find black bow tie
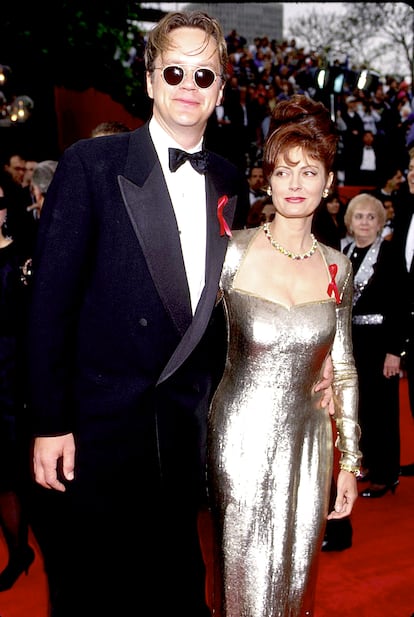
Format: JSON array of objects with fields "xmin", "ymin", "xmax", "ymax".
[{"xmin": 168, "ymin": 148, "xmax": 208, "ymax": 174}]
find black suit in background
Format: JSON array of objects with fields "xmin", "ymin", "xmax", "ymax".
[
  {"xmin": 312, "ymin": 195, "xmax": 352, "ymax": 550},
  {"xmin": 391, "ymin": 183, "xmax": 414, "ymax": 418},
  {"xmin": 27, "ymin": 124, "xmax": 248, "ymax": 617},
  {"xmin": 312, "ymin": 198, "xmax": 347, "ymax": 251},
  {"xmin": 0, "ymin": 172, "xmax": 37, "ymax": 258},
  {"xmin": 352, "ymin": 137, "xmax": 387, "ymax": 188},
  {"xmin": 340, "ymin": 108, "xmax": 365, "ymax": 186}
]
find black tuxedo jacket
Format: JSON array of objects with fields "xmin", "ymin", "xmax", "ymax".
[
  {"xmin": 27, "ymin": 123, "xmax": 248, "ymax": 501},
  {"xmin": 392, "ymin": 187, "xmax": 414, "ymax": 301}
]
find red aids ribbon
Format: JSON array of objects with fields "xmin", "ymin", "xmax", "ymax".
[
  {"xmin": 217, "ymin": 195, "xmax": 232, "ymax": 237},
  {"xmin": 327, "ymin": 263, "xmax": 341, "ymax": 304}
]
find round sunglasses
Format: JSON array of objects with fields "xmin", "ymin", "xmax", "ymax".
[{"xmin": 155, "ymin": 65, "xmax": 221, "ymax": 89}]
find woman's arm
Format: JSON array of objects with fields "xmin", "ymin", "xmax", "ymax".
[
  {"xmin": 329, "ymin": 257, "xmax": 362, "ymax": 517},
  {"xmin": 331, "ymin": 258, "xmax": 362, "ymax": 470}
]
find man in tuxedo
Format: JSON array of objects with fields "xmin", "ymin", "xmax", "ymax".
[
  {"xmin": 355, "ymin": 130, "xmax": 380, "ymax": 187},
  {"xmin": 247, "ymin": 163, "xmax": 265, "ymax": 206},
  {"xmin": 27, "ymin": 10, "xmax": 333, "ymax": 617},
  {"xmin": 340, "ymin": 95, "xmax": 365, "ymax": 185},
  {"xmin": 369, "ymin": 163, "xmax": 406, "ymax": 210},
  {"xmin": 391, "ymin": 144, "xmax": 414, "ymax": 476},
  {"xmin": 0, "ymin": 151, "xmax": 37, "ymax": 256}
]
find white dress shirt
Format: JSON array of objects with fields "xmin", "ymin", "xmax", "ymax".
[
  {"xmin": 360, "ymin": 146, "xmax": 376, "ymax": 171},
  {"xmin": 149, "ymin": 118, "xmax": 207, "ymax": 314},
  {"xmin": 405, "ymin": 213, "xmax": 414, "ymax": 271}
]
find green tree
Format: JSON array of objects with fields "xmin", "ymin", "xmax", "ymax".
[{"xmin": 0, "ymin": 1, "xmax": 165, "ymax": 120}]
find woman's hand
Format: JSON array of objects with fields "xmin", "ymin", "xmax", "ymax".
[{"xmin": 327, "ymin": 470, "xmax": 358, "ymax": 519}]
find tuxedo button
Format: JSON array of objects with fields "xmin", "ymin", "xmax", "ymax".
[{"xmin": 139, "ymin": 318, "xmax": 148, "ymax": 327}]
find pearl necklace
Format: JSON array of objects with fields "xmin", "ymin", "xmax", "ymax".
[{"xmin": 263, "ymin": 223, "xmax": 318, "ymax": 260}]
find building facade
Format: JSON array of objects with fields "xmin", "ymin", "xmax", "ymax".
[{"xmin": 184, "ymin": 3, "xmax": 283, "ymax": 47}]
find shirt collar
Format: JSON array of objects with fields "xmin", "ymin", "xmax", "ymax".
[{"xmin": 149, "ymin": 117, "xmax": 203, "ymax": 171}]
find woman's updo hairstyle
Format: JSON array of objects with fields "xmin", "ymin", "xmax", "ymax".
[{"xmin": 263, "ymin": 95, "xmax": 339, "ymax": 182}]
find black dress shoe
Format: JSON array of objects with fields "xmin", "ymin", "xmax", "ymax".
[
  {"xmin": 360, "ymin": 480, "xmax": 399, "ymax": 498},
  {"xmin": 400, "ymin": 462, "xmax": 414, "ymax": 476},
  {"xmin": 321, "ymin": 518, "xmax": 353, "ymax": 552},
  {"xmin": 0, "ymin": 546, "xmax": 35, "ymax": 591}
]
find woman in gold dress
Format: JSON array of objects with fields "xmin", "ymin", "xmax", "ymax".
[{"xmin": 207, "ymin": 95, "xmax": 362, "ymax": 617}]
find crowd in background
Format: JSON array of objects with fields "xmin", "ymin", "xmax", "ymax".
[
  {"xmin": 202, "ymin": 27, "xmax": 413, "ymax": 237},
  {"xmin": 1, "ymin": 27, "xmax": 414, "ymax": 271},
  {"xmin": 2, "ymin": 27, "xmax": 414, "ymax": 206},
  {"xmin": 199, "ymin": 29, "xmax": 414, "ymax": 186}
]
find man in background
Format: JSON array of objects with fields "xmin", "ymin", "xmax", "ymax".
[
  {"xmin": 247, "ymin": 163, "xmax": 265, "ymax": 206},
  {"xmin": 0, "ymin": 152, "xmax": 36, "ymax": 255},
  {"xmin": 392, "ymin": 145, "xmax": 414, "ymax": 476}
]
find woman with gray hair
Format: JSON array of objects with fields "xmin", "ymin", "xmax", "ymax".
[
  {"xmin": 343, "ymin": 193, "xmax": 409, "ymax": 497},
  {"xmin": 21, "ymin": 160, "xmax": 58, "ymax": 283},
  {"xmin": 28, "ymin": 160, "xmax": 58, "ymax": 218}
]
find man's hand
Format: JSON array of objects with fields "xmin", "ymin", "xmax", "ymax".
[
  {"xmin": 383, "ymin": 353, "xmax": 400, "ymax": 379},
  {"xmin": 33, "ymin": 434, "xmax": 75, "ymax": 492},
  {"xmin": 314, "ymin": 354, "xmax": 335, "ymax": 416}
]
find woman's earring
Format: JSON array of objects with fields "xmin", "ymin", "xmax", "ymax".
[
  {"xmin": 266, "ymin": 186, "xmax": 272, "ymax": 197},
  {"xmin": 322, "ymin": 188, "xmax": 329, "ymax": 198}
]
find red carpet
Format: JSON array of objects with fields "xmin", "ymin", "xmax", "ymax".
[
  {"xmin": 314, "ymin": 376, "xmax": 414, "ymax": 617},
  {"xmin": 1, "ymin": 378, "xmax": 414, "ymax": 616}
]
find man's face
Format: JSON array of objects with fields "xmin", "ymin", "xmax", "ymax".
[
  {"xmin": 24, "ymin": 160, "xmax": 37, "ymax": 187},
  {"xmin": 146, "ymin": 27, "xmax": 224, "ymax": 140},
  {"xmin": 5, "ymin": 155, "xmax": 26, "ymax": 185},
  {"xmin": 390, "ymin": 170, "xmax": 405, "ymax": 191},
  {"xmin": 363, "ymin": 132, "xmax": 374, "ymax": 146},
  {"xmin": 248, "ymin": 167, "xmax": 264, "ymax": 191}
]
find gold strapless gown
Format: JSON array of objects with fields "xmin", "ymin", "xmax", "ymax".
[{"xmin": 207, "ymin": 229, "xmax": 361, "ymax": 617}]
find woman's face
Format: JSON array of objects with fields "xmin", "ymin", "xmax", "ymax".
[
  {"xmin": 269, "ymin": 146, "xmax": 332, "ymax": 220},
  {"xmin": 326, "ymin": 197, "xmax": 340, "ymax": 215},
  {"xmin": 0, "ymin": 208, "xmax": 7, "ymax": 228},
  {"xmin": 351, "ymin": 203, "xmax": 382, "ymax": 245},
  {"xmin": 260, "ymin": 203, "xmax": 276, "ymax": 224},
  {"xmin": 383, "ymin": 199, "xmax": 395, "ymax": 221}
]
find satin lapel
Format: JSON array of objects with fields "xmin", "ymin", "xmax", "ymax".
[
  {"xmin": 119, "ymin": 132, "xmax": 237, "ymax": 383},
  {"xmin": 204, "ymin": 174, "xmax": 237, "ymax": 317},
  {"xmin": 118, "ymin": 135, "xmax": 192, "ymax": 335},
  {"xmin": 157, "ymin": 172, "xmax": 237, "ymax": 384}
]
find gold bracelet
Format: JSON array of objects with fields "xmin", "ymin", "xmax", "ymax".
[{"xmin": 339, "ymin": 463, "xmax": 360, "ymax": 477}]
